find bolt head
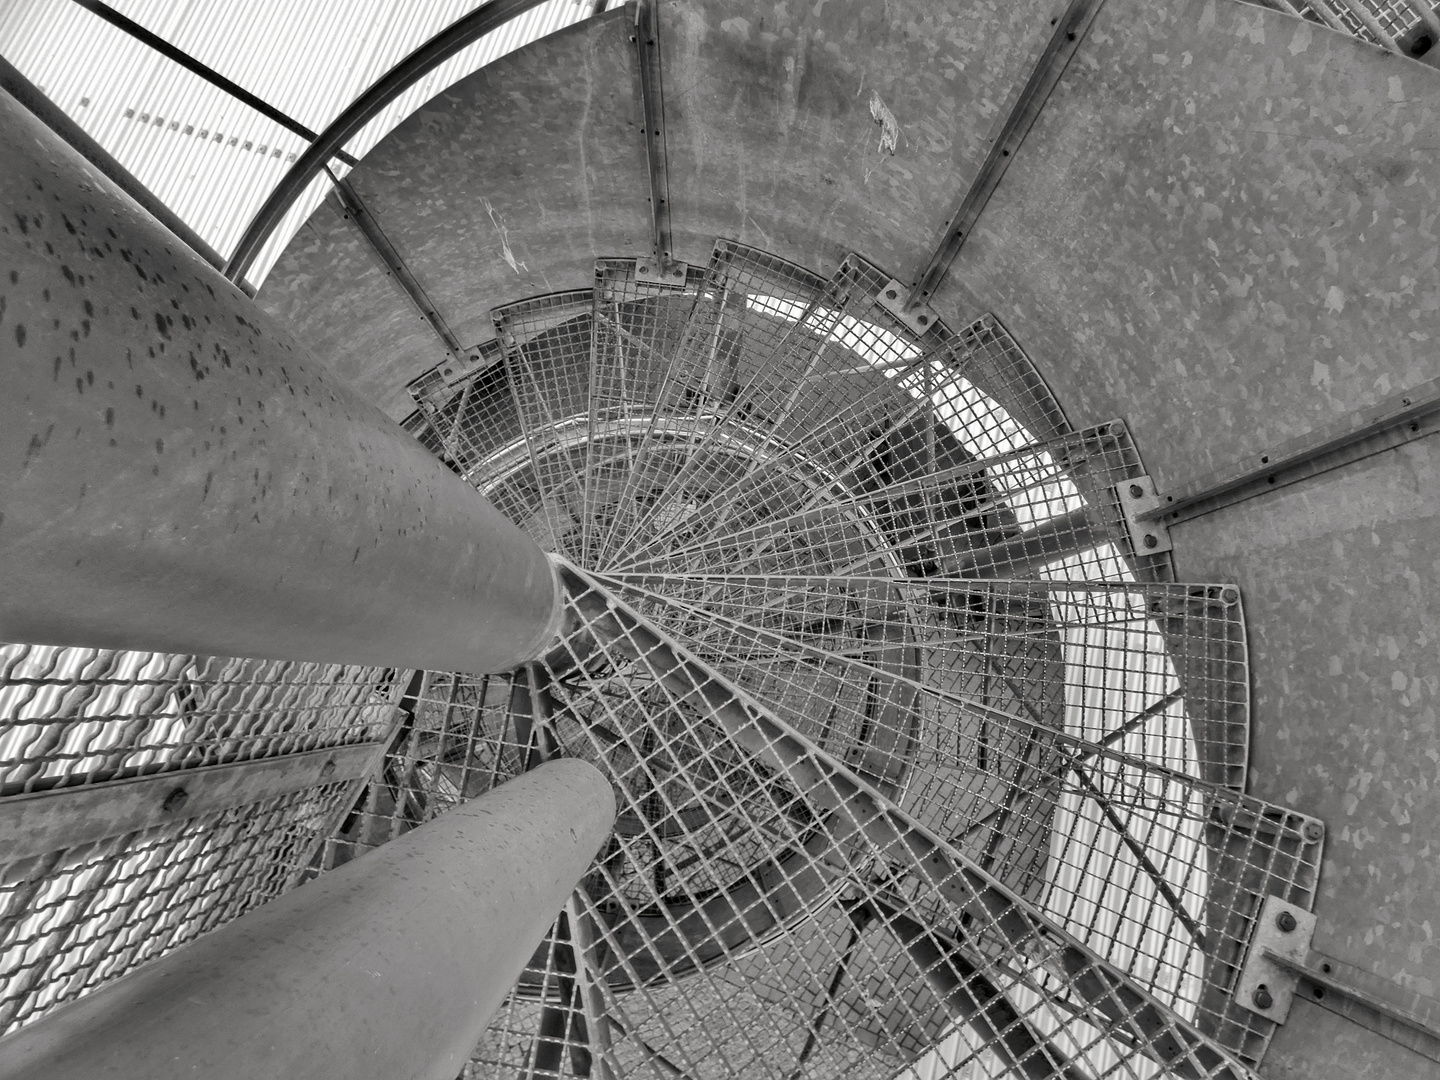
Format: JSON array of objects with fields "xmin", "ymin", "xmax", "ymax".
[
  {"xmin": 1276, "ymin": 911, "xmax": 1298, "ymax": 933},
  {"xmin": 1253, "ymin": 985, "xmax": 1274, "ymax": 1010},
  {"xmin": 1303, "ymin": 821, "xmax": 1324, "ymax": 842}
]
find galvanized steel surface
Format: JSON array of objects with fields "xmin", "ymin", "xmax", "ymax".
[
  {"xmin": 0, "ymin": 90, "xmax": 557, "ymax": 674},
  {"xmin": 328, "ymin": 245, "xmax": 1323, "ymax": 1078}
]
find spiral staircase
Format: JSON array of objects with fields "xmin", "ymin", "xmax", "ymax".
[
  {"xmin": 3, "ymin": 0, "xmax": 1439, "ymax": 1076},
  {"xmin": 287, "ymin": 237, "xmax": 1319, "ymax": 1080}
]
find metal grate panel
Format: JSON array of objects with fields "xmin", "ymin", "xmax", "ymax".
[{"xmin": 0, "ymin": 642, "xmax": 402, "ymax": 1035}]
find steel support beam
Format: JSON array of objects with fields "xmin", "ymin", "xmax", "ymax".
[
  {"xmin": 329, "ymin": 173, "xmax": 469, "ymax": 364},
  {"xmin": 0, "ymin": 88, "xmax": 558, "ymax": 674},
  {"xmin": 632, "ymin": 0, "xmax": 676, "ymax": 271},
  {"xmin": 905, "ymin": 0, "xmax": 1108, "ymax": 312},
  {"xmin": 1137, "ymin": 377, "xmax": 1440, "ymax": 527},
  {"xmin": 946, "ymin": 508, "xmax": 1106, "ymax": 578},
  {"xmin": 0, "ymin": 741, "xmax": 386, "ymax": 863},
  {"xmin": 0, "ymin": 759, "xmax": 616, "ymax": 1080}
]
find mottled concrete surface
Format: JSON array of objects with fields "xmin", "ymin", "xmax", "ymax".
[
  {"xmin": 258, "ymin": 0, "xmax": 1060, "ymax": 419},
  {"xmin": 943, "ymin": 0, "xmax": 1440, "ymax": 488},
  {"xmin": 662, "ymin": 0, "xmax": 1054, "ymax": 278},
  {"xmin": 1175, "ymin": 444, "xmax": 1440, "ymax": 1077},
  {"xmin": 258, "ymin": 10, "xmax": 649, "ymax": 419}
]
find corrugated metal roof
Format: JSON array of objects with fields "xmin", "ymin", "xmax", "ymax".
[{"xmin": 0, "ymin": 0, "xmax": 594, "ymax": 284}]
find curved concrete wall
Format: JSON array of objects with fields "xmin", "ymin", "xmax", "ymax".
[{"xmin": 258, "ymin": 0, "xmax": 1056, "ymax": 416}]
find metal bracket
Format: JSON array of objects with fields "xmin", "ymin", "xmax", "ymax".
[
  {"xmin": 1236, "ymin": 894, "xmax": 1317, "ymax": 1023},
  {"xmin": 636, "ymin": 258, "xmax": 689, "ymax": 287},
  {"xmin": 1139, "ymin": 375, "xmax": 1440, "ymax": 527},
  {"xmin": 1116, "ymin": 475, "xmax": 1173, "ymax": 556},
  {"xmin": 1237, "ymin": 895, "xmax": 1440, "ymax": 1062},
  {"xmin": 906, "ymin": 0, "xmax": 1109, "ymax": 311},
  {"xmin": 875, "ymin": 278, "xmax": 941, "ymax": 336}
]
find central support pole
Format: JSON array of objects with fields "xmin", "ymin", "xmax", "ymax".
[
  {"xmin": 0, "ymin": 86, "xmax": 557, "ymax": 674},
  {"xmin": 0, "ymin": 759, "xmax": 617, "ymax": 1080}
]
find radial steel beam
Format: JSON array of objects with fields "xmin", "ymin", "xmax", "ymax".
[
  {"xmin": 329, "ymin": 173, "xmax": 469, "ymax": 364},
  {"xmin": 905, "ymin": 0, "xmax": 1108, "ymax": 311},
  {"xmin": 633, "ymin": 0, "xmax": 675, "ymax": 269},
  {"xmin": 0, "ymin": 759, "xmax": 616, "ymax": 1080},
  {"xmin": 1137, "ymin": 377, "xmax": 1440, "ymax": 527},
  {"xmin": 224, "ymin": 0, "xmax": 551, "ymax": 283},
  {"xmin": 66, "ymin": 0, "xmax": 359, "ymax": 167},
  {"xmin": 0, "ymin": 88, "xmax": 558, "ymax": 674}
]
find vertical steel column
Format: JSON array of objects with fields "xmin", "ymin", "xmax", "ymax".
[
  {"xmin": 0, "ymin": 88, "xmax": 558, "ymax": 674},
  {"xmin": 0, "ymin": 759, "xmax": 616, "ymax": 1080}
]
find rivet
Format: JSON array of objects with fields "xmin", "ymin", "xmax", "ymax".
[{"xmin": 161, "ymin": 787, "xmax": 188, "ymax": 813}]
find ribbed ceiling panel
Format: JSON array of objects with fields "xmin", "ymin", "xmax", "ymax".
[{"xmin": 0, "ymin": 0, "xmax": 593, "ymax": 284}]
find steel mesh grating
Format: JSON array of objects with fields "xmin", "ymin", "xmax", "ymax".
[{"xmin": 353, "ymin": 243, "xmax": 1323, "ymax": 1078}]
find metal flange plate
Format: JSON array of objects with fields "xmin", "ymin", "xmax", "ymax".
[
  {"xmin": 1117, "ymin": 474, "xmax": 1174, "ymax": 555},
  {"xmin": 874, "ymin": 278, "xmax": 941, "ymax": 336},
  {"xmin": 1236, "ymin": 894, "xmax": 1317, "ymax": 1023}
]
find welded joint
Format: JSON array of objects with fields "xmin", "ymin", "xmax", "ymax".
[
  {"xmin": 1116, "ymin": 475, "xmax": 1173, "ymax": 555},
  {"xmin": 875, "ymin": 278, "xmax": 940, "ymax": 336}
]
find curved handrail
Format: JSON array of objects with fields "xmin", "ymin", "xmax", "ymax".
[{"xmin": 223, "ymin": 0, "xmax": 552, "ymax": 284}]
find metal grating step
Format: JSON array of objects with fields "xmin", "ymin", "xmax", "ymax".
[{"xmin": 357, "ymin": 240, "xmax": 1321, "ymax": 1079}]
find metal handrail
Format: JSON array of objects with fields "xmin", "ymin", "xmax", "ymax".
[{"xmin": 223, "ymin": 0, "xmax": 553, "ymax": 285}]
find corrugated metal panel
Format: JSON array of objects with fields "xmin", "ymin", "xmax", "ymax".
[{"xmin": 0, "ymin": 0, "xmax": 592, "ymax": 285}]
